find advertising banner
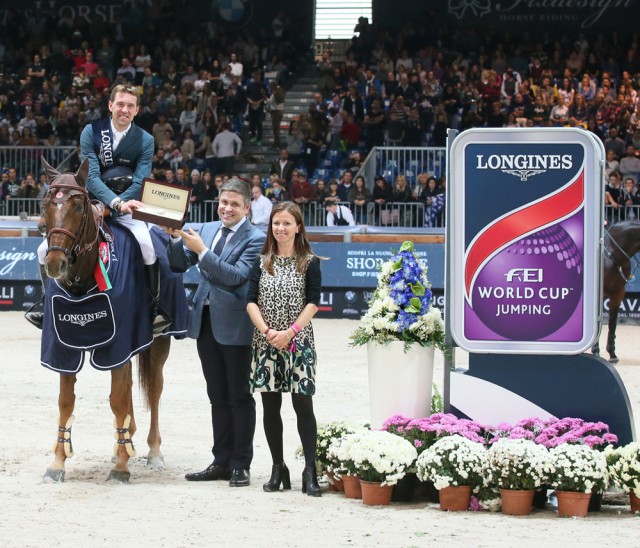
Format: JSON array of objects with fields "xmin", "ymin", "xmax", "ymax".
[{"xmin": 449, "ymin": 128, "xmax": 605, "ymax": 354}]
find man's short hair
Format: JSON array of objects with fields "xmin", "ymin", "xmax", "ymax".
[
  {"xmin": 220, "ymin": 178, "xmax": 251, "ymax": 206},
  {"xmin": 110, "ymin": 83, "xmax": 140, "ymax": 106}
]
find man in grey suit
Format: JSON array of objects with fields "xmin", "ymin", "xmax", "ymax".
[{"xmin": 166, "ymin": 179, "xmax": 266, "ymax": 487}]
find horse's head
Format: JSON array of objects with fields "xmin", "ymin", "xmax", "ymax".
[{"xmin": 41, "ymin": 157, "xmax": 92, "ymax": 279}]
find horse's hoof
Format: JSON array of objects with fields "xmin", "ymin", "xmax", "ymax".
[
  {"xmin": 147, "ymin": 456, "xmax": 165, "ymax": 470},
  {"xmin": 106, "ymin": 470, "xmax": 131, "ymax": 484},
  {"xmin": 42, "ymin": 468, "xmax": 65, "ymax": 483},
  {"xmin": 610, "ymin": 356, "xmax": 619, "ymax": 364}
]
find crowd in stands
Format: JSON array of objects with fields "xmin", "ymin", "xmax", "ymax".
[
  {"xmin": 301, "ymin": 16, "xmax": 640, "ymax": 224},
  {"xmin": 0, "ymin": 5, "xmax": 639, "ymax": 225}
]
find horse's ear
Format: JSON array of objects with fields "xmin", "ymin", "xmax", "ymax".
[
  {"xmin": 75, "ymin": 158, "xmax": 90, "ymax": 187},
  {"xmin": 41, "ymin": 156, "xmax": 60, "ymax": 183}
]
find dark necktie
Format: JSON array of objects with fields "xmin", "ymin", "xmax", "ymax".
[{"xmin": 213, "ymin": 227, "xmax": 231, "ymax": 256}]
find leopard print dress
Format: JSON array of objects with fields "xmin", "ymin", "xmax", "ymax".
[{"xmin": 250, "ymin": 254, "xmax": 317, "ymax": 395}]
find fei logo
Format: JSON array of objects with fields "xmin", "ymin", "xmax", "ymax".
[{"xmin": 505, "ymin": 269, "xmax": 543, "ymax": 283}]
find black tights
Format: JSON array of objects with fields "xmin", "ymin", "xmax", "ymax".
[{"xmin": 261, "ymin": 392, "xmax": 317, "ymax": 469}]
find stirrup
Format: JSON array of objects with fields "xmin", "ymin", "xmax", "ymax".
[{"xmin": 152, "ymin": 314, "xmax": 172, "ymax": 335}]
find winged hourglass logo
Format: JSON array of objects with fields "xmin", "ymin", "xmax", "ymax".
[{"xmin": 448, "ymin": 0, "xmax": 492, "ymax": 19}]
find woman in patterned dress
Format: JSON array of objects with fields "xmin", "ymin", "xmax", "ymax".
[{"xmin": 247, "ymin": 202, "xmax": 323, "ymax": 496}]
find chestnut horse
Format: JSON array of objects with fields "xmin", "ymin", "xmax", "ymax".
[
  {"xmin": 40, "ymin": 158, "xmax": 176, "ymax": 483},
  {"xmin": 593, "ymin": 221, "xmax": 640, "ymax": 363}
]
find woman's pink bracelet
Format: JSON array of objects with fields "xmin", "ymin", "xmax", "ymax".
[{"xmin": 290, "ymin": 322, "xmax": 302, "ymax": 335}]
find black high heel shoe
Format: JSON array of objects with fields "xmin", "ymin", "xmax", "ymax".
[
  {"xmin": 301, "ymin": 466, "xmax": 322, "ymax": 497},
  {"xmin": 263, "ymin": 463, "xmax": 291, "ymax": 492}
]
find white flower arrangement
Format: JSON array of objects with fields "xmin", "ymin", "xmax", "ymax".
[
  {"xmin": 341, "ymin": 430, "xmax": 418, "ymax": 486},
  {"xmin": 327, "ymin": 431, "xmax": 368, "ymax": 479},
  {"xmin": 295, "ymin": 421, "xmax": 366, "ymax": 477},
  {"xmin": 549, "ymin": 443, "xmax": 608, "ymax": 493},
  {"xmin": 487, "ymin": 438, "xmax": 554, "ymax": 491},
  {"xmin": 606, "ymin": 442, "xmax": 640, "ymax": 494},
  {"xmin": 350, "ymin": 241, "xmax": 446, "ymax": 350},
  {"xmin": 416, "ymin": 434, "xmax": 488, "ymax": 491}
]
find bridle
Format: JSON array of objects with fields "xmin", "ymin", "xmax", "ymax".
[
  {"xmin": 45, "ymin": 182, "xmax": 100, "ymax": 266},
  {"xmin": 604, "ymin": 228, "xmax": 639, "ymax": 283}
]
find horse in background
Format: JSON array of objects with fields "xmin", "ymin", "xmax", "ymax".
[
  {"xmin": 593, "ymin": 221, "xmax": 640, "ymax": 363},
  {"xmin": 39, "ymin": 157, "xmax": 186, "ymax": 482}
]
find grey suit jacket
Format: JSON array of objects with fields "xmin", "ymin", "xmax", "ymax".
[{"xmin": 167, "ymin": 220, "xmax": 266, "ymax": 345}]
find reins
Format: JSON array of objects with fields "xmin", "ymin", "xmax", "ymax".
[{"xmin": 604, "ymin": 228, "xmax": 639, "ymax": 283}]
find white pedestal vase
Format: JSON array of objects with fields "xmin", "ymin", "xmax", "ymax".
[{"xmin": 367, "ymin": 341, "xmax": 435, "ymax": 429}]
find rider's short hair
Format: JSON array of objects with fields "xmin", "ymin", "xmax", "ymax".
[
  {"xmin": 110, "ymin": 83, "xmax": 140, "ymax": 106},
  {"xmin": 220, "ymin": 178, "xmax": 251, "ymax": 206}
]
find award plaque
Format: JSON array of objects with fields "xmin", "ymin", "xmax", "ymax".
[{"xmin": 132, "ymin": 178, "xmax": 191, "ymax": 229}]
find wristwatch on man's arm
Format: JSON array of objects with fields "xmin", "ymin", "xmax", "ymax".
[{"xmin": 111, "ymin": 197, "xmax": 124, "ymax": 213}]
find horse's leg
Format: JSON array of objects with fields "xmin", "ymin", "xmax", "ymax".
[
  {"xmin": 107, "ymin": 362, "xmax": 137, "ymax": 483},
  {"xmin": 43, "ymin": 374, "xmax": 76, "ymax": 483},
  {"xmin": 146, "ymin": 337, "xmax": 171, "ymax": 469},
  {"xmin": 607, "ymin": 298, "xmax": 621, "ymax": 364}
]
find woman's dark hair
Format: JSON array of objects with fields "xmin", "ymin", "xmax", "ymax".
[{"xmin": 261, "ymin": 201, "xmax": 318, "ymax": 275}]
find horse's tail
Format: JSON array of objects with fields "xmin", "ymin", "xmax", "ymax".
[{"xmin": 137, "ymin": 337, "xmax": 171, "ymax": 409}]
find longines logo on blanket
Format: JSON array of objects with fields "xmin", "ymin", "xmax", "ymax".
[
  {"xmin": 57, "ymin": 310, "xmax": 108, "ymax": 327},
  {"xmin": 475, "ymin": 153, "xmax": 573, "ymax": 181}
]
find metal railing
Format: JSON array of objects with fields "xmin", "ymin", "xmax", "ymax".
[
  {"xmin": 606, "ymin": 204, "xmax": 640, "ymax": 224},
  {"xmin": 0, "ymin": 197, "xmax": 43, "ymax": 217},
  {"xmin": 358, "ymin": 146, "xmax": 448, "ymax": 188},
  {"xmin": 3, "ymin": 197, "xmax": 636, "ymax": 231},
  {"xmin": 0, "ymin": 146, "xmax": 78, "ymax": 176}
]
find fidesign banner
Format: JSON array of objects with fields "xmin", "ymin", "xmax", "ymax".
[{"xmin": 449, "ymin": 128, "xmax": 604, "ymax": 354}]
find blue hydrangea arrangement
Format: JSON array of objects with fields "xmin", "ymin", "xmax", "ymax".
[{"xmin": 350, "ymin": 241, "xmax": 445, "ymax": 350}]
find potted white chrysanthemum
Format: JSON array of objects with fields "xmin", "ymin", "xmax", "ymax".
[
  {"xmin": 487, "ymin": 438, "xmax": 554, "ymax": 515},
  {"xmin": 305, "ymin": 421, "xmax": 365, "ymax": 491},
  {"xmin": 606, "ymin": 442, "xmax": 640, "ymax": 514},
  {"xmin": 416, "ymin": 434, "xmax": 488, "ymax": 511},
  {"xmin": 350, "ymin": 241, "xmax": 445, "ymax": 428},
  {"xmin": 549, "ymin": 444, "xmax": 608, "ymax": 517},
  {"xmin": 348, "ymin": 430, "xmax": 418, "ymax": 505},
  {"xmin": 327, "ymin": 431, "xmax": 367, "ymax": 499}
]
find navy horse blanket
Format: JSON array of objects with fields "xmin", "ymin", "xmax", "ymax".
[{"xmin": 41, "ymin": 221, "xmax": 188, "ymax": 373}]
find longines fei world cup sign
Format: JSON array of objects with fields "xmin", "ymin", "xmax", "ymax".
[{"xmin": 449, "ymin": 128, "xmax": 604, "ymax": 354}]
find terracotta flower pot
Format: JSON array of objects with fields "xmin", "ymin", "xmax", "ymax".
[
  {"xmin": 438, "ymin": 485, "xmax": 472, "ymax": 511},
  {"xmin": 342, "ymin": 474, "xmax": 362, "ymax": 499},
  {"xmin": 360, "ymin": 480, "xmax": 393, "ymax": 506},
  {"xmin": 630, "ymin": 490, "xmax": 640, "ymax": 513},
  {"xmin": 327, "ymin": 471, "xmax": 344, "ymax": 492},
  {"xmin": 499, "ymin": 489, "xmax": 535, "ymax": 516},
  {"xmin": 556, "ymin": 490, "xmax": 591, "ymax": 517}
]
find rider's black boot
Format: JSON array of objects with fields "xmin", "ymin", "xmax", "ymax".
[
  {"xmin": 145, "ymin": 261, "xmax": 172, "ymax": 335},
  {"xmin": 24, "ymin": 264, "xmax": 47, "ymax": 330}
]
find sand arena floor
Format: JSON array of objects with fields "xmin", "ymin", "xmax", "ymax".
[{"xmin": 1, "ymin": 311, "xmax": 639, "ymax": 547}]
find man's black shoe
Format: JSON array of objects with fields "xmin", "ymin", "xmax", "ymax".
[
  {"xmin": 229, "ymin": 468, "xmax": 250, "ymax": 487},
  {"xmin": 185, "ymin": 463, "xmax": 231, "ymax": 481}
]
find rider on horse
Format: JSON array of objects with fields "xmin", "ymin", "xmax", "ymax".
[{"xmin": 27, "ymin": 82, "xmax": 170, "ymax": 333}]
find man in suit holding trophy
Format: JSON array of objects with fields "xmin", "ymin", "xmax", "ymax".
[{"xmin": 166, "ymin": 179, "xmax": 265, "ymax": 487}]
